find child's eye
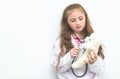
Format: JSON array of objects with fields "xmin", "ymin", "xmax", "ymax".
[
  {"xmin": 79, "ymin": 16, "xmax": 83, "ymax": 20},
  {"xmin": 70, "ymin": 19, "xmax": 76, "ymax": 22},
  {"xmin": 79, "ymin": 18, "xmax": 83, "ymax": 20},
  {"xmin": 71, "ymin": 20, "xmax": 75, "ymax": 22}
]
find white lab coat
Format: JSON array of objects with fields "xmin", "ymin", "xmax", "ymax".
[{"xmin": 51, "ymin": 36, "xmax": 105, "ymax": 79}]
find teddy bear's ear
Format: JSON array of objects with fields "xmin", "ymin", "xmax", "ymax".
[
  {"xmin": 91, "ymin": 33, "xmax": 104, "ymax": 47},
  {"xmin": 90, "ymin": 33, "xmax": 98, "ymax": 38},
  {"xmin": 90, "ymin": 33, "xmax": 101, "ymax": 41}
]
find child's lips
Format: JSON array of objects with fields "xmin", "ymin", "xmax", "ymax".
[{"xmin": 76, "ymin": 26, "xmax": 81, "ymax": 29}]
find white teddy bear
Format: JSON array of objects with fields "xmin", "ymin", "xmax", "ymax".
[{"xmin": 72, "ymin": 33, "xmax": 103, "ymax": 69}]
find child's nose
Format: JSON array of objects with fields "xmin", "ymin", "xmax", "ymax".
[{"xmin": 76, "ymin": 20, "xmax": 80, "ymax": 25}]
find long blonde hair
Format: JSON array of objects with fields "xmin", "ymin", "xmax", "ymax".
[{"xmin": 56, "ymin": 3, "xmax": 105, "ymax": 70}]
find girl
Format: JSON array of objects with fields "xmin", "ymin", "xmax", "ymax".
[{"xmin": 51, "ymin": 3, "xmax": 105, "ymax": 79}]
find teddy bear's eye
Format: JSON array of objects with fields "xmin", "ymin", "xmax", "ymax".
[{"xmin": 89, "ymin": 39, "xmax": 91, "ymax": 41}]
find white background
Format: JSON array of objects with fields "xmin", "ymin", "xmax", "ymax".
[{"xmin": 0, "ymin": 0, "xmax": 120, "ymax": 79}]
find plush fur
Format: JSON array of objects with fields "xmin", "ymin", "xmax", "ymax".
[{"xmin": 72, "ymin": 33, "xmax": 103, "ymax": 69}]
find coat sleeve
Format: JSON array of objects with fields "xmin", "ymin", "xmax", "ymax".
[
  {"xmin": 88, "ymin": 56, "xmax": 105, "ymax": 74},
  {"xmin": 50, "ymin": 39, "xmax": 73, "ymax": 73}
]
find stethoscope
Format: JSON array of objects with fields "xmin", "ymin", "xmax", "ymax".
[
  {"xmin": 71, "ymin": 34, "xmax": 88, "ymax": 77},
  {"xmin": 71, "ymin": 49, "xmax": 88, "ymax": 77}
]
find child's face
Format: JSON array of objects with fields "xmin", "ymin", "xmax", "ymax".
[{"xmin": 67, "ymin": 9, "xmax": 86, "ymax": 34}]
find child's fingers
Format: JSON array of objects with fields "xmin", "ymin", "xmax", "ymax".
[
  {"xmin": 87, "ymin": 54, "xmax": 92, "ymax": 63},
  {"xmin": 86, "ymin": 52, "xmax": 96, "ymax": 64}
]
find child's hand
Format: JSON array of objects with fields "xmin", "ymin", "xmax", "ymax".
[
  {"xmin": 70, "ymin": 47, "xmax": 80, "ymax": 58},
  {"xmin": 84, "ymin": 51, "xmax": 98, "ymax": 64}
]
